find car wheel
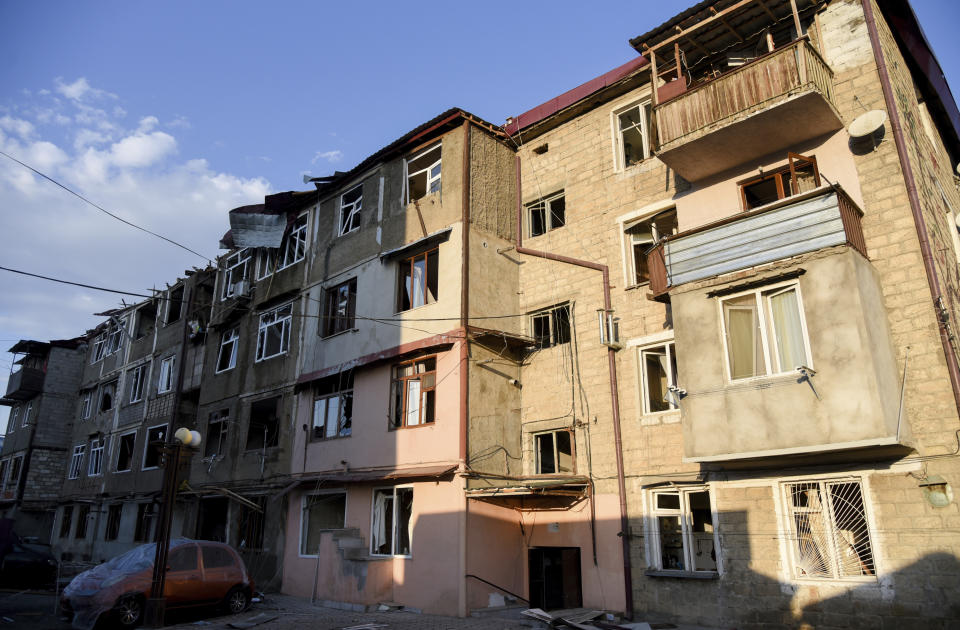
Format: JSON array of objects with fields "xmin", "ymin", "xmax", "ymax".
[
  {"xmin": 224, "ymin": 586, "xmax": 250, "ymax": 614},
  {"xmin": 115, "ymin": 595, "xmax": 144, "ymax": 628}
]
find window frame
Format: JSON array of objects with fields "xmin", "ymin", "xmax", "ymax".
[
  {"xmin": 133, "ymin": 502, "xmax": 155, "ymax": 543},
  {"xmin": 21, "ymin": 401, "xmax": 32, "ymax": 428},
  {"xmin": 221, "ymin": 250, "xmax": 251, "ymax": 301},
  {"xmin": 534, "ymin": 429, "xmax": 576, "ymax": 475},
  {"xmin": 8, "ymin": 455, "xmax": 22, "ymax": 488},
  {"xmin": 157, "ymin": 356, "xmax": 175, "ymax": 394},
  {"xmin": 104, "ymin": 503, "xmax": 122, "ymax": 541},
  {"xmin": 646, "ymin": 486, "xmax": 721, "ymax": 575},
  {"xmin": 205, "ymin": 409, "xmax": 229, "ymax": 458},
  {"xmin": 0, "ymin": 459, "xmax": 7, "ymax": 492},
  {"xmin": 529, "ymin": 303, "xmax": 572, "ymax": 349},
  {"xmin": 277, "ymin": 213, "xmax": 308, "ymax": 271},
  {"xmin": 80, "ymin": 391, "xmax": 92, "ymax": 419},
  {"xmin": 738, "ymin": 153, "xmax": 821, "ymax": 211},
  {"xmin": 91, "ymin": 334, "xmax": 106, "ymax": 363},
  {"xmin": 166, "ymin": 285, "xmax": 185, "ymax": 324},
  {"xmin": 142, "ymin": 424, "xmax": 167, "ymax": 470},
  {"xmin": 369, "ymin": 486, "xmax": 414, "ymax": 557},
  {"xmin": 115, "ymin": 430, "xmax": 137, "ymax": 473},
  {"xmin": 396, "ymin": 248, "xmax": 439, "ymax": 313},
  {"xmin": 69, "ymin": 445, "xmax": 85, "ymax": 480},
  {"xmin": 299, "ymin": 490, "xmax": 348, "ymax": 557},
  {"xmin": 106, "ymin": 319, "xmax": 124, "ymax": 355},
  {"xmin": 405, "ymin": 143, "xmax": 442, "ymax": 204},
  {"xmin": 526, "ymin": 191, "xmax": 566, "ymax": 238},
  {"xmin": 338, "ymin": 185, "xmax": 363, "ymax": 236},
  {"xmin": 87, "ymin": 436, "xmax": 105, "ymax": 477},
  {"xmin": 256, "ymin": 302, "xmax": 293, "ymax": 362},
  {"xmin": 312, "ymin": 386, "xmax": 353, "ymax": 441},
  {"xmin": 390, "ymin": 355, "xmax": 437, "ymax": 429},
  {"xmin": 59, "ymin": 505, "xmax": 74, "ymax": 539},
  {"xmin": 780, "ymin": 477, "xmax": 877, "ymax": 582},
  {"xmin": 718, "ymin": 281, "xmax": 813, "ymax": 382},
  {"xmin": 128, "ymin": 364, "xmax": 147, "ymax": 403},
  {"xmin": 613, "ymin": 100, "xmax": 652, "ymax": 170},
  {"xmin": 621, "ymin": 208, "xmax": 677, "ymax": 288},
  {"xmin": 7, "ymin": 407, "xmax": 18, "ymax": 434},
  {"xmin": 322, "ymin": 278, "xmax": 357, "ymax": 337},
  {"xmin": 637, "ymin": 340, "xmax": 679, "ymax": 415},
  {"xmin": 215, "ymin": 328, "xmax": 239, "ymax": 373},
  {"xmin": 98, "ymin": 380, "xmax": 117, "ymax": 413},
  {"xmin": 255, "ymin": 248, "xmax": 275, "ymax": 281}
]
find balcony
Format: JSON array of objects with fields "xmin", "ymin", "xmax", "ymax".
[
  {"xmin": 653, "ymin": 39, "xmax": 842, "ymax": 182},
  {"xmin": 5, "ymin": 367, "xmax": 44, "ymax": 400},
  {"xmin": 647, "ymin": 186, "xmax": 867, "ymax": 300}
]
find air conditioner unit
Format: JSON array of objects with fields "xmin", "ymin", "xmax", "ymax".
[{"xmin": 598, "ymin": 309, "xmax": 623, "ymax": 350}]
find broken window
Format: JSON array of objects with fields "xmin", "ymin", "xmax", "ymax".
[
  {"xmin": 323, "ymin": 278, "xmax": 357, "ymax": 337},
  {"xmin": 115, "ymin": 431, "xmax": 136, "ymax": 472},
  {"xmin": 278, "ymin": 214, "xmax": 307, "ymax": 270},
  {"xmin": 237, "ymin": 496, "xmax": 266, "ymax": 551},
  {"xmin": 527, "ymin": 191, "xmax": 566, "ymax": 238},
  {"xmin": 783, "ymin": 479, "xmax": 875, "ymax": 579},
  {"xmin": 624, "ymin": 209, "xmax": 677, "ymax": 286},
  {"xmin": 246, "ymin": 397, "xmax": 280, "ymax": 451},
  {"xmin": 216, "ymin": 328, "xmax": 239, "ymax": 373},
  {"xmin": 128, "ymin": 364, "xmax": 147, "ymax": 403},
  {"xmin": 21, "ymin": 402, "xmax": 31, "ymax": 428},
  {"xmin": 166, "ymin": 285, "xmax": 185, "ymax": 323},
  {"xmin": 75, "ymin": 505, "xmax": 90, "ymax": 539},
  {"xmin": 650, "ymin": 488, "xmax": 717, "ymax": 573},
  {"xmin": 312, "ymin": 372, "xmax": 353, "ymax": 440},
  {"xmin": 221, "ymin": 251, "xmax": 251, "ymax": 301},
  {"xmin": 197, "ymin": 497, "xmax": 228, "ymax": 542},
  {"xmin": 0, "ymin": 460, "xmax": 7, "ymax": 492},
  {"xmin": 406, "ymin": 143, "xmax": 441, "ymax": 203},
  {"xmin": 616, "ymin": 101, "xmax": 651, "ymax": 168},
  {"xmin": 391, "ymin": 356, "xmax": 436, "ymax": 429},
  {"xmin": 339, "ymin": 185, "xmax": 363, "ymax": 236},
  {"xmin": 530, "ymin": 304, "xmax": 571, "ymax": 349},
  {"xmin": 397, "ymin": 248, "xmax": 438, "ymax": 312},
  {"xmin": 134, "ymin": 302, "xmax": 157, "ymax": 339},
  {"xmin": 256, "ymin": 248, "xmax": 275, "ymax": 280},
  {"xmin": 256, "ymin": 303, "xmax": 292, "ymax": 361},
  {"xmin": 721, "ymin": 282, "xmax": 810, "ymax": 380},
  {"xmin": 300, "ymin": 491, "xmax": 347, "ymax": 555},
  {"xmin": 6, "ymin": 408, "xmax": 17, "ymax": 434},
  {"xmin": 88, "ymin": 436, "xmax": 105, "ymax": 477},
  {"xmin": 106, "ymin": 319, "xmax": 124, "ymax": 355},
  {"xmin": 60, "ymin": 505, "xmax": 73, "ymax": 539},
  {"xmin": 371, "ymin": 487, "xmax": 413, "ymax": 556},
  {"xmin": 91, "ymin": 334, "xmax": 106, "ymax": 363},
  {"xmin": 205, "ymin": 409, "xmax": 229, "ymax": 458},
  {"xmin": 8, "ymin": 456, "xmax": 22, "ymax": 488},
  {"xmin": 157, "ymin": 356, "xmax": 175, "ymax": 393},
  {"xmin": 98, "ymin": 381, "xmax": 117, "ymax": 413},
  {"xmin": 80, "ymin": 390, "xmax": 92, "ymax": 420},
  {"xmin": 535, "ymin": 429, "xmax": 575, "ymax": 474},
  {"xmin": 143, "ymin": 425, "xmax": 167, "ymax": 469},
  {"xmin": 740, "ymin": 153, "xmax": 820, "ymax": 210},
  {"xmin": 133, "ymin": 503, "xmax": 155, "ymax": 543},
  {"xmin": 69, "ymin": 445, "xmax": 84, "ymax": 480},
  {"xmin": 104, "ymin": 504, "xmax": 122, "ymax": 541},
  {"xmin": 639, "ymin": 341, "xmax": 679, "ymax": 414}
]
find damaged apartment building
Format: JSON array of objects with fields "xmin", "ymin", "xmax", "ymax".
[{"xmin": 5, "ymin": 0, "xmax": 960, "ymax": 626}]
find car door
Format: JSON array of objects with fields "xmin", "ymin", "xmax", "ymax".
[
  {"xmin": 164, "ymin": 544, "xmax": 201, "ymax": 606},
  {"xmin": 199, "ymin": 544, "xmax": 236, "ymax": 600}
]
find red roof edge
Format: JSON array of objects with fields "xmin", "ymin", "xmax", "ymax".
[{"xmin": 505, "ymin": 56, "xmax": 649, "ymax": 136}]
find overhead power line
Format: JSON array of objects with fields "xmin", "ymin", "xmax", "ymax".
[
  {"xmin": 0, "ymin": 265, "xmax": 152, "ymax": 298},
  {"xmin": 0, "ymin": 150, "xmax": 213, "ymax": 262}
]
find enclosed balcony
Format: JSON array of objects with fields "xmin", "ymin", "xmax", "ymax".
[
  {"xmin": 647, "ymin": 186, "xmax": 867, "ymax": 300},
  {"xmin": 5, "ymin": 367, "xmax": 44, "ymax": 400}
]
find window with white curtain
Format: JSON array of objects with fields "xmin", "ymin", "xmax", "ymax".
[
  {"xmin": 720, "ymin": 282, "xmax": 810, "ymax": 381},
  {"xmin": 371, "ymin": 487, "xmax": 413, "ymax": 556}
]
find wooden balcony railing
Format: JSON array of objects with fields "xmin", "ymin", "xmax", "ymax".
[{"xmin": 654, "ymin": 39, "xmax": 834, "ymax": 149}]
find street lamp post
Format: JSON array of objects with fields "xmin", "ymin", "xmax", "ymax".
[{"xmin": 143, "ymin": 428, "xmax": 201, "ymax": 628}]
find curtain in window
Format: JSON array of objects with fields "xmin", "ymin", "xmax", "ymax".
[
  {"xmin": 768, "ymin": 288, "xmax": 807, "ymax": 371},
  {"xmin": 724, "ymin": 296, "xmax": 761, "ymax": 379}
]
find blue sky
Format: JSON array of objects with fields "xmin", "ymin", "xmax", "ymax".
[{"xmin": 0, "ymin": 0, "xmax": 958, "ymax": 431}]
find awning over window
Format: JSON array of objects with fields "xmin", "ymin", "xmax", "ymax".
[{"xmin": 278, "ymin": 464, "xmax": 459, "ymax": 497}]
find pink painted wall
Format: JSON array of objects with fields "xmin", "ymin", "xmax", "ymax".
[{"xmin": 282, "ymin": 480, "xmax": 465, "ymax": 616}]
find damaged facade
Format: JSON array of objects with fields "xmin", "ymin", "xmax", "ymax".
[{"xmin": 5, "ymin": 0, "xmax": 960, "ymax": 626}]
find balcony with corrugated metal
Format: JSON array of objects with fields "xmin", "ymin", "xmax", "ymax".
[
  {"xmin": 632, "ymin": 0, "xmax": 843, "ymax": 182},
  {"xmin": 647, "ymin": 186, "xmax": 867, "ymax": 300},
  {"xmin": 5, "ymin": 366, "xmax": 44, "ymax": 400}
]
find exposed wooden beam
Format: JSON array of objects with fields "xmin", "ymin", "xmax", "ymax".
[
  {"xmin": 675, "ymin": 27, "xmax": 711, "ymax": 57},
  {"xmin": 710, "ymin": 6, "xmax": 744, "ymax": 42},
  {"xmin": 756, "ymin": 0, "xmax": 777, "ymax": 21},
  {"xmin": 647, "ymin": 0, "xmax": 756, "ymax": 53},
  {"xmin": 789, "ymin": 0, "xmax": 804, "ymax": 37}
]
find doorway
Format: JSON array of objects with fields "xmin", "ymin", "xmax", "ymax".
[{"xmin": 528, "ymin": 547, "xmax": 582, "ymax": 610}]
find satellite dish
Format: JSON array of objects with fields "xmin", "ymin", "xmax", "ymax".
[{"xmin": 848, "ymin": 110, "xmax": 887, "ymax": 138}]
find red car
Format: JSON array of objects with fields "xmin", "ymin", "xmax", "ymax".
[{"xmin": 61, "ymin": 539, "xmax": 255, "ymax": 629}]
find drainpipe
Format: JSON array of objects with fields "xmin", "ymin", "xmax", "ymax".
[
  {"xmin": 458, "ymin": 120, "xmax": 472, "ymax": 618},
  {"xmin": 513, "ymin": 156, "xmax": 634, "ymax": 619},
  {"xmin": 862, "ymin": 0, "xmax": 960, "ymax": 419}
]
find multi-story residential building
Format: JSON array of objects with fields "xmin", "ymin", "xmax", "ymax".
[
  {"xmin": 1, "ymin": 338, "xmax": 85, "ymax": 540},
  {"xmin": 483, "ymin": 0, "xmax": 960, "ymax": 626},
  {"xmin": 53, "ymin": 271, "xmax": 214, "ymax": 563}
]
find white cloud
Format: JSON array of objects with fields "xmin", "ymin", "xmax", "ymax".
[
  {"xmin": 312, "ymin": 149, "xmax": 343, "ymax": 164},
  {"xmin": 54, "ymin": 77, "xmax": 116, "ymax": 102},
  {"xmin": 137, "ymin": 116, "xmax": 158, "ymax": 133},
  {"xmin": 0, "ymin": 116, "xmax": 35, "ymax": 139},
  {"xmin": 108, "ymin": 131, "xmax": 177, "ymax": 168}
]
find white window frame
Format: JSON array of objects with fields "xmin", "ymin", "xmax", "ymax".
[
  {"xmin": 277, "ymin": 214, "xmax": 307, "ymax": 271},
  {"xmin": 7, "ymin": 407, "xmax": 18, "ymax": 433},
  {"xmin": 645, "ymin": 485, "xmax": 721, "ymax": 575},
  {"xmin": 129, "ymin": 364, "xmax": 147, "ymax": 403},
  {"xmin": 299, "ymin": 490, "xmax": 348, "ymax": 557},
  {"xmin": 80, "ymin": 391, "xmax": 92, "ymax": 420},
  {"xmin": 718, "ymin": 281, "xmax": 813, "ymax": 382},
  {"xmin": 92, "ymin": 334, "xmax": 106, "ymax": 363},
  {"xmin": 256, "ymin": 248, "xmax": 275, "ymax": 280},
  {"xmin": 215, "ymin": 328, "xmax": 239, "ymax": 374},
  {"xmin": 404, "ymin": 143, "xmax": 441, "ymax": 204},
  {"xmin": 204, "ymin": 409, "xmax": 229, "ymax": 458},
  {"xmin": 612, "ymin": 99, "xmax": 651, "ymax": 170},
  {"xmin": 142, "ymin": 424, "xmax": 167, "ymax": 470},
  {"xmin": 637, "ymin": 340, "xmax": 679, "ymax": 415},
  {"xmin": 115, "ymin": 429, "xmax": 137, "ymax": 473},
  {"xmin": 69, "ymin": 444, "xmax": 85, "ymax": 480},
  {"xmin": 221, "ymin": 250, "xmax": 251, "ymax": 301},
  {"xmin": 312, "ymin": 388, "xmax": 353, "ymax": 440},
  {"xmin": 256, "ymin": 303, "xmax": 293, "ymax": 362},
  {"xmin": 88, "ymin": 436, "xmax": 105, "ymax": 477},
  {"xmin": 526, "ymin": 191, "xmax": 566, "ymax": 238},
  {"xmin": 370, "ymin": 485, "xmax": 414, "ymax": 558},
  {"xmin": 106, "ymin": 318, "xmax": 124, "ymax": 355},
  {"xmin": 8, "ymin": 455, "xmax": 22, "ymax": 488},
  {"xmin": 338, "ymin": 185, "xmax": 363, "ymax": 236},
  {"xmin": 21, "ymin": 402, "xmax": 32, "ymax": 428},
  {"xmin": 157, "ymin": 356, "xmax": 175, "ymax": 394},
  {"xmin": 533, "ymin": 429, "xmax": 575, "ymax": 474},
  {"xmin": 779, "ymin": 477, "xmax": 877, "ymax": 582}
]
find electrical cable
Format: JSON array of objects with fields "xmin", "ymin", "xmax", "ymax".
[
  {"xmin": 0, "ymin": 265, "xmax": 153, "ymax": 298},
  {"xmin": 0, "ymin": 150, "xmax": 213, "ymax": 263}
]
